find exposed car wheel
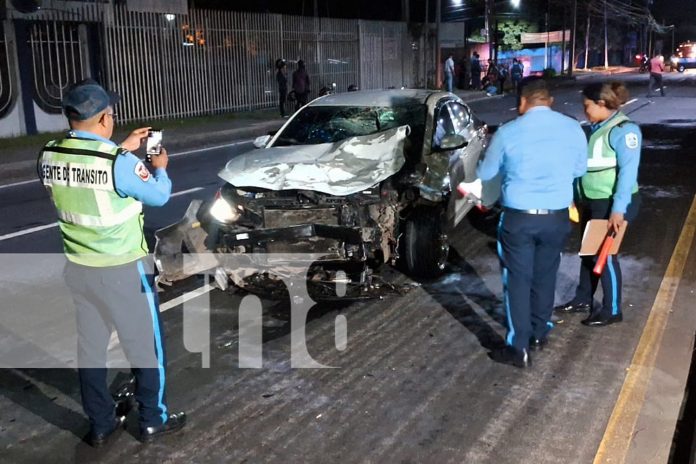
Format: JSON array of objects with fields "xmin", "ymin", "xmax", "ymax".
[
  {"xmin": 402, "ymin": 206, "xmax": 450, "ymax": 278},
  {"xmin": 677, "ymin": 64, "xmax": 685, "ymax": 73}
]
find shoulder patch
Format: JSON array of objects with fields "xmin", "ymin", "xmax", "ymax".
[
  {"xmin": 134, "ymin": 160, "xmax": 151, "ymax": 182},
  {"xmin": 625, "ymin": 132, "xmax": 639, "ymax": 149}
]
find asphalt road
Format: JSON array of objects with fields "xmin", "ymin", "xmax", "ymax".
[{"xmin": 1, "ymin": 73, "xmax": 696, "ymax": 463}]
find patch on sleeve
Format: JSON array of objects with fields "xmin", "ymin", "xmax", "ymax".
[
  {"xmin": 134, "ymin": 160, "xmax": 151, "ymax": 182},
  {"xmin": 625, "ymin": 132, "xmax": 639, "ymax": 149}
]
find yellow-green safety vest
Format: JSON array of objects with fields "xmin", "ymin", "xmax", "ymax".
[
  {"xmin": 580, "ymin": 111, "xmax": 639, "ymax": 200},
  {"xmin": 38, "ymin": 137, "xmax": 148, "ymax": 267}
]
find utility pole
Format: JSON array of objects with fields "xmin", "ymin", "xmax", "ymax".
[
  {"xmin": 402, "ymin": 0, "xmax": 409, "ymax": 87},
  {"xmin": 603, "ymin": 0, "xmax": 608, "ymax": 69},
  {"xmin": 436, "ymin": 0, "xmax": 441, "ymax": 89},
  {"xmin": 313, "ymin": 0, "xmax": 318, "ymax": 17},
  {"xmin": 569, "ymin": 0, "xmax": 577, "ymax": 76},
  {"xmin": 584, "ymin": 6, "xmax": 590, "ymax": 69},
  {"xmin": 424, "ymin": 0, "xmax": 429, "ymax": 88},
  {"xmin": 485, "ymin": 0, "xmax": 494, "ymax": 61}
]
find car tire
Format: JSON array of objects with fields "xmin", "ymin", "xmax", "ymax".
[
  {"xmin": 677, "ymin": 64, "xmax": 685, "ymax": 73},
  {"xmin": 402, "ymin": 206, "xmax": 450, "ymax": 278}
]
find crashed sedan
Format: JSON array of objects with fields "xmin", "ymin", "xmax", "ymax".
[{"xmin": 155, "ymin": 89, "xmax": 487, "ymax": 298}]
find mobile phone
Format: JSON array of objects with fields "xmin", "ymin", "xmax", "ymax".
[{"xmin": 146, "ymin": 129, "xmax": 163, "ymax": 156}]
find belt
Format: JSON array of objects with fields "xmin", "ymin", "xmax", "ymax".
[{"xmin": 504, "ymin": 207, "xmax": 567, "ymax": 215}]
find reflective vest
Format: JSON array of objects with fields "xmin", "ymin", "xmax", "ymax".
[
  {"xmin": 581, "ymin": 112, "xmax": 639, "ymax": 200},
  {"xmin": 38, "ymin": 136, "xmax": 147, "ymax": 267}
]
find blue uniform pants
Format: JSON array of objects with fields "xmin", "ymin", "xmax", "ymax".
[
  {"xmin": 498, "ymin": 210, "xmax": 571, "ymax": 351},
  {"xmin": 64, "ymin": 259, "xmax": 169, "ymax": 434},
  {"xmin": 572, "ymin": 194, "xmax": 640, "ymax": 317}
]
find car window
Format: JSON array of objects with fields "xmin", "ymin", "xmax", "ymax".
[
  {"xmin": 432, "ymin": 101, "xmax": 456, "ymax": 148},
  {"xmin": 447, "ymin": 102, "xmax": 471, "ymax": 133},
  {"xmin": 274, "ymin": 105, "xmax": 426, "ymax": 146}
]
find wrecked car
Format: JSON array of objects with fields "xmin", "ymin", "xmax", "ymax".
[{"xmin": 155, "ymin": 89, "xmax": 488, "ymax": 298}]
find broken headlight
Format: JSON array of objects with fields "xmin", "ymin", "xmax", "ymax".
[{"xmin": 210, "ymin": 190, "xmax": 243, "ymax": 223}]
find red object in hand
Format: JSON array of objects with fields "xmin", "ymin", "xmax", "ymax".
[{"xmin": 593, "ymin": 230, "xmax": 617, "ymax": 275}]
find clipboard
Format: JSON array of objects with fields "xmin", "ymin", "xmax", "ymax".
[{"xmin": 579, "ymin": 219, "xmax": 628, "ymax": 256}]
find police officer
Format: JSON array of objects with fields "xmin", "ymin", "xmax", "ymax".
[
  {"xmin": 555, "ymin": 82, "xmax": 641, "ymax": 326},
  {"xmin": 477, "ymin": 78, "xmax": 587, "ymax": 368},
  {"xmin": 38, "ymin": 79, "xmax": 186, "ymax": 446}
]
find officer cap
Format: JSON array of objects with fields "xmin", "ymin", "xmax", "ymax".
[{"xmin": 62, "ymin": 79, "xmax": 121, "ymax": 121}]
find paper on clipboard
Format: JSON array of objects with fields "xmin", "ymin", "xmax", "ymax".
[{"xmin": 579, "ymin": 219, "xmax": 628, "ymax": 256}]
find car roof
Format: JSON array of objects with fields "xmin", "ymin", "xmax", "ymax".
[{"xmin": 307, "ymin": 89, "xmax": 440, "ymax": 107}]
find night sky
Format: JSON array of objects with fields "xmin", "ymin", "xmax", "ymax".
[{"xmin": 192, "ymin": 0, "xmax": 694, "ymax": 43}]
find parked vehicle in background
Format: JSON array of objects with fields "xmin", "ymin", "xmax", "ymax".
[
  {"xmin": 671, "ymin": 42, "xmax": 696, "ymax": 73},
  {"xmin": 155, "ymin": 90, "xmax": 489, "ymax": 299}
]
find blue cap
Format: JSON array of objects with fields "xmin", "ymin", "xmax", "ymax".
[{"xmin": 62, "ymin": 79, "xmax": 121, "ymax": 121}]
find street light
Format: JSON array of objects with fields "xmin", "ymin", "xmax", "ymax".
[{"xmin": 511, "ymin": 0, "xmax": 520, "ymax": 8}]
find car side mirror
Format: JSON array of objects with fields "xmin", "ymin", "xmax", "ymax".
[
  {"xmin": 436, "ymin": 134, "xmax": 468, "ymax": 151},
  {"xmin": 253, "ymin": 135, "xmax": 271, "ymax": 149}
]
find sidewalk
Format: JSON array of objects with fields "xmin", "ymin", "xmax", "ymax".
[{"xmin": 0, "ymin": 91, "xmax": 494, "ymax": 187}]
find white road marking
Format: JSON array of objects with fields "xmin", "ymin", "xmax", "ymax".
[
  {"xmin": 159, "ymin": 283, "xmax": 216, "ymax": 312},
  {"xmin": 624, "ymin": 98, "xmax": 637, "ymax": 106},
  {"xmin": 0, "ymin": 139, "xmax": 254, "ymax": 190},
  {"xmin": 170, "ymin": 186, "xmax": 204, "ymax": 197},
  {"xmin": 0, "ymin": 222, "xmax": 59, "ymax": 240},
  {"xmin": 509, "ymin": 107, "xmax": 517, "ymax": 111},
  {"xmin": 0, "ymin": 187, "xmax": 206, "ymax": 241}
]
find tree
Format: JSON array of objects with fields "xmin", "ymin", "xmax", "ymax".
[{"xmin": 498, "ymin": 19, "xmax": 537, "ymax": 51}]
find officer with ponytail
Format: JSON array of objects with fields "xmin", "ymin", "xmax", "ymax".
[{"xmin": 555, "ymin": 82, "xmax": 642, "ymax": 326}]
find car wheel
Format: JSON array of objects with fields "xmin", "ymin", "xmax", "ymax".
[
  {"xmin": 678, "ymin": 64, "xmax": 685, "ymax": 73},
  {"xmin": 402, "ymin": 206, "xmax": 450, "ymax": 278}
]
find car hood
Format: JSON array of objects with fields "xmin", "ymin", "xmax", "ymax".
[{"xmin": 218, "ymin": 125, "xmax": 409, "ymax": 196}]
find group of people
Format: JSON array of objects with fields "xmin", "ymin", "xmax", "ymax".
[
  {"xmin": 276, "ymin": 58, "xmax": 311, "ymax": 117},
  {"xmin": 478, "ymin": 77, "xmax": 642, "ymax": 368},
  {"xmin": 445, "ymin": 52, "xmax": 525, "ymax": 96}
]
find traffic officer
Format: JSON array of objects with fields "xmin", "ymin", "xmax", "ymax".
[
  {"xmin": 555, "ymin": 82, "xmax": 641, "ymax": 326},
  {"xmin": 477, "ymin": 78, "xmax": 587, "ymax": 368},
  {"xmin": 38, "ymin": 79, "xmax": 186, "ymax": 446}
]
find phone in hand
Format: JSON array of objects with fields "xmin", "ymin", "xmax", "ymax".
[{"xmin": 146, "ymin": 129, "xmax": 163, "ymax": 162}]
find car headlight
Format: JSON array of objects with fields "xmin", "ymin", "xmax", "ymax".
[{"xmin": 210, "ymin": 193, "xmax": 242, "ymax": 223}]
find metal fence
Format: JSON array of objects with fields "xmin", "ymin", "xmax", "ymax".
[
  {"xmin": 2, "ymin": 4, "xmax": 429, "ymax": 126},
  {"xmin": 104, "ymin": 7, "xmax": 415, "ymax": 123}
]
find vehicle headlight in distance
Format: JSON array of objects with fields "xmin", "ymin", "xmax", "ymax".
[{"xmin": 210, "ymin": 191, "xmax": 242, "ymax": 223}]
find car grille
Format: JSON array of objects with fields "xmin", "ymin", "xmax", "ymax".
[{"xmin": 263, "ymin": 208, "xmax": 338, "ymax": 228}]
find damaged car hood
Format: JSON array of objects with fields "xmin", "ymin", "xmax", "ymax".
[{"xmin": 218, "ymin": 125, "xmax": 410, "ymax": 196}]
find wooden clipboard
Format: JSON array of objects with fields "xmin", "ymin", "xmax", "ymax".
[{"xmin": 579, "ymin": 219, "xmax": 628, "ymax": 256}]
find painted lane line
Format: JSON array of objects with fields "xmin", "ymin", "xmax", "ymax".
[
  {"xmin": 0, "ymin": 139, "xmax": 254, "ymax": 190},
  {"xmin": 159, "ymin": 283, "xmax": 216, "ymax": 312},
  {"xmin": 0, "ymin": 179, "xmax": 39, "ymax": 191},
  {"xmin": 593, "ymin": 194, "xmax": 696, "ymax": 463},
  {"xmin": 170, "ymin": 186, "xmax": 204, "ymax": 197},
  {"xmin": 0, "ymin": 222, "xmax": 59, "ymax": 241},
  {"xmin": 624, "ymin": 98, "xmax": 637, "ymax": 106},
  {"xmin": 0, "ymin": 188, "xmax": 205, "ymax": 241}
]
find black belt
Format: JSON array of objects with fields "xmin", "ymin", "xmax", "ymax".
[{"xmin": 504, "ymin": 207, "xmax": 567, "ymax": 215}]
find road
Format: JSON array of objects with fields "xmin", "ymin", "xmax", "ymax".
[{"xmin": 1, "ymin": 72, "xmax": 695, "ymax": 463}]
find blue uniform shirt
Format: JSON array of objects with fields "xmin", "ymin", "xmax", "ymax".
[
  {"xmin": 70, "ymin": 130, "xmax": 172, "ymax": 206},
  {"xmin": 477, "ymin": 106, "xmax": 587, "ymax": 210},
  {"xmin": 590, "ymin": 114, "xmax": 641, "ymax": 214}
]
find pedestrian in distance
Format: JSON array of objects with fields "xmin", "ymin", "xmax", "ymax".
[
  {"xmin": 647, "ymin": 52, "xmax": 665, "ymax": 97},
  {"xmin": 477, "ymin": 77, "xmax": 588, "ymax": 368},
  {"xmin": 276, "ymin": 58, "xmax": 288, "ymax": 117},
  {"xmin": 292, "ymin": 59, "xmax": 311, "ymax": 111},
  {"xmin": 471, "ymin": 52, "xmax": 481, "ymax": 90},
  {"xmin": 486, "ymin": 59, "xmax": 499, "ymax": 88},
  {"xmin": 498, "ymin": 63, "xmax": 509, "ymax": 95},
  {"xmin": 555, "ymin": 81, "xmax": 642, "ymax": 327},
  {"xmin": 444, "ymin": 53, "xmax": 455, "ymax": 93},
  {"xmin": 511, "ymin": 58, "xmax": 524, "ymax": 94},
  {"xmin": 37, "ymin": 79, "xmax": 186, "ymax": 447}
]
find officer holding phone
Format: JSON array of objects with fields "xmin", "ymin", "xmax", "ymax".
[{"xmin": 37, "ymin": 79, "xmax": 185, "ymax": 447}]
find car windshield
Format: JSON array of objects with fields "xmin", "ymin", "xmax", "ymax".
[{"xmin": 274, "ymin": 104, "xmax": 426, "ymax": 146}]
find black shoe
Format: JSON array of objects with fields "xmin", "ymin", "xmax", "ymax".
[
  {"xmin": 529, "ymin": 337, "xmax": 548, "ymax": 351},
  {"xmin": 488, "ymin": 346, "xmax": 531, "ymax": 368},
  {"xmin": 140, "ymin": 412, "xmax": 187, "ymax": 443},
  {"xmin": 88, "ymin": 415, "xmax": 126, "ymax": 448},
  {"xmin": 581, "ymin": 312, "xmax": 623, "ymax": 327},
  {"xmin": 554, "ymin": 301, "xmax": 591, "ymax": 314}
]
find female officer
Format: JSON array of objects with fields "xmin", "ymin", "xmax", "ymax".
[{"xmin": 555, "ymin": 82, "xmax": 641, "ymax": 326}]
